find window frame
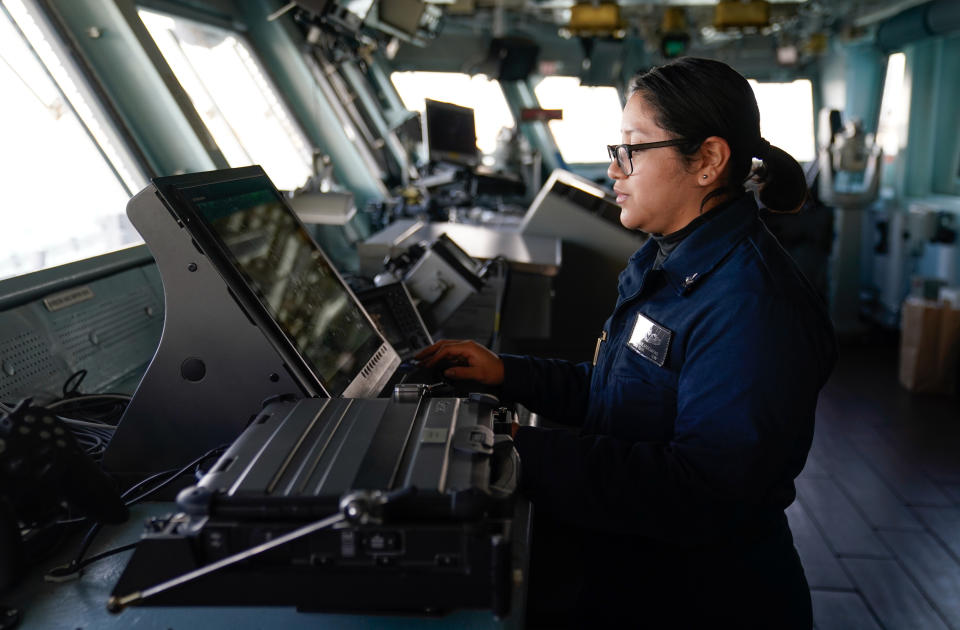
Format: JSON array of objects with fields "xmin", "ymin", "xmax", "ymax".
[
  {"xmin": 389, "ymin": 70, "xmax": 516, "ymax": 161},
  {"xmin": 0, "ymin": 0, "xmax": 151, "ymax": 280},
  {"xmin": 3, "ymin": 0, "xmax": 150, "ymax": 193},
  {"xmin": 137, "ymin": 5, "xmax": 317, "ymax": 191},
  {"xmin": 532, "ymin": 75, "xmax": 624, "ymax": 166}
]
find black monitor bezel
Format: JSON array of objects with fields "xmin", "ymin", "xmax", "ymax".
[
  {"xmin": 432, "ymin": 233, "xmax": 484, "ymax": 291},
  {"xmin": 422, "ymin": 98, "xmax": 479, "ymax": 168},
  {"xmin": 151, "ymin": 166, "xmax": 397, "ymax": 398}
]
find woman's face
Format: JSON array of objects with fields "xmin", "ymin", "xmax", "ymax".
[{"xmin": 608, "ymin": 93, "xmax": 703, "ymax": 235}]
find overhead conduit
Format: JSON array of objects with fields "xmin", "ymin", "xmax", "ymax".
[{"xmin": 876, "ymin": 0, "xmax": 960, "ymax": 51}]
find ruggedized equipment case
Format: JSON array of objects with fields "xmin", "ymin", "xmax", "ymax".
[{"xmin": 110, "ymin": 395, "xmax": 520, "ymax": 617}]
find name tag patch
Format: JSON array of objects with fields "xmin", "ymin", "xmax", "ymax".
[{"xmin": 627, "ymin": 313, "xmax": 672, "ymax": 367}]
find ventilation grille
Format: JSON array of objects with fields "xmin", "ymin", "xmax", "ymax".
[
  {"xmin": 0, "ymin": 329, "xmax": 57, "ymax": 400},
  {"xmin": 53, "ymin": 289, "xmax": 158, "ymax": 363},
  {"xmin": 359, "ymin": 344, "xmax": 388, "ymax": 379}
]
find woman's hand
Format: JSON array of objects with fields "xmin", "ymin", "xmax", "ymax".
[{"xmin": 414, "ymin": 339, "xmax": 505, "ymax": 386}]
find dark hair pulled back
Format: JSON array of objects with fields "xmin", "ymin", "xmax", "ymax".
[{"xmin": 630, "ymin": 57, "xmax": 807, "ymax": 213}]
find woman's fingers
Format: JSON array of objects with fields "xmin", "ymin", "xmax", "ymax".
[
  {"xmin": 420, "ymin": 341, "xmax": 473, "ymax": 367},
  {"xmin": 414, "ymin": 339, "xmax": 459, "ymax": 361},
  {"xmin": 412, "ymin": 339, "xmax": 504, "ymax": 385}
]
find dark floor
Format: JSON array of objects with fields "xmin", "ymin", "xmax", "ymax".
[{"xmin": 789, "ymin": 341, "xmax": 960, "ymax": 630}]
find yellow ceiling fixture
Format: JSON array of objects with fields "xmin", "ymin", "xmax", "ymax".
[
  {"xmin": 714, "ymin": 0, "xmax": 771, "ymax": 30},
  {"xmin": 564, "ymin": 2, "xmax": 626, "ymax": 39},
  {"xmin": 661, "ymin": 7, "xmax": 687, "ymax": 33},
  {"xmin": 805, "ymin": 32, "xmax": 829, "ymax": 55}
]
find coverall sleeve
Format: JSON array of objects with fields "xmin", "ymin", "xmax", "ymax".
[
  {"xmin": 512, "ymin": 292, "xmax": 836, "ymax": 543},
  {"xmin": 499, "ymin": 354, "xmax": 593, "ymax": 427}
]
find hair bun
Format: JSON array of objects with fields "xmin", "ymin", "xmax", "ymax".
[
  {"xmin": 754, "ymin": 138, "xmax": 772, "ymax": 160},
  {"xmin": 757, "ymin": 143, "xmax": 808, "ymax": 213}
]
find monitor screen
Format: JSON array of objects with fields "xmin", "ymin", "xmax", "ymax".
[
  {"xmin": 154, "ymin": 168, "xmax": 396, "ymax": 397},
  {"xmin": 395, "ymin": 112, "xmax": 422, "ymax": 148},
  {"xmin": 549, "ymin": 177, "xmax": 622, "ymax": 225},
  {"xmin": 377, "ymin": 0, "xmax": 424, "ymax": 37},
  {"xmin": 433, "ymin": 233, "xmax": 483, "ymax": 287},
  {"xmin": 423, "ymin": 99, "xmax": 479, "ymax": 167},
  {"xmin": 520, "ymin": 169, "xmax": 645, "ymax": 263}
]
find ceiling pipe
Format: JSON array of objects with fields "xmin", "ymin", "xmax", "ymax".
[
  {"xmin": 876, "ymin": 0, "xmax": 960, "ymax": 51},
  {"xmin": 852, "ymin": 0, "xmax": 931, "ymax": 27}
]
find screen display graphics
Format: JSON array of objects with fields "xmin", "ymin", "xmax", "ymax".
[{"xmin": 167, "ymin": 172, "xmax": 384, "ymax": 396}]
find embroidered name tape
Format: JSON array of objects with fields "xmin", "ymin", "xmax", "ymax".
[{"xmin": 627, "ymin": 312, "xmax": 672, "ymax": 367}]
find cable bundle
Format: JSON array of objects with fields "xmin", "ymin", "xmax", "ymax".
[
  {"xmin": 1, "ymin": 369, "xmax": 227, "ymax": 580},
  {"xmin": 0, "ymin": 370, "xmax": 130, "ymax": 463},
  {"xmin": 46, "ymin": 444, "xmax": 227, "ymax": 581}
]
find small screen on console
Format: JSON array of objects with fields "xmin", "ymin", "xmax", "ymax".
[
  {"xmin": 186, "ymin": 181, "xmax": 382, "ymax": 396},
  {"xmin": 424, "ymin": 99, "xmax": 478, "ymax": 166}
]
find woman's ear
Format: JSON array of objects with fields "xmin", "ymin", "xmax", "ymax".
[{"xmin": 696, "ymin": 136, "xmax": 731, "ymax": 186}]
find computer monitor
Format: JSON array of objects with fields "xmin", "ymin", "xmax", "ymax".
[
  {"xmin": 519, "ymin": 169, "xmax": 642, "ymax": 254},
  {"xmin": 519, "ymin": 169, "xmax": 647, "ymax": 359},
  {"xmin": 423, "ymin": 98, "xmax": 479, "ymax": 167},
  {"xmin": 377, "ymin": 0, "xmax": 424, "ymax": 37},
  {"xmin": 395, "ymin": 112, "xmax": 422, "ymax": 149},
  {"xmin": 152, "ymin": 166, "xmax": 400, "ymax": 398}
]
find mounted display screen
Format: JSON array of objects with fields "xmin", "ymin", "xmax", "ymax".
[
  {"xmin": 153, "ymin": 167, "xmax": 396, "ymax": 398},
  {"xmin": 423, "ymin": 98, "xmax": 479, "ymax": 167}
]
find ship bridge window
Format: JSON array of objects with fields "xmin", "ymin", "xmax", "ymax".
[
  {"xmin": 390, "ymin": 71, "xmax": 515, "ymax": 160},
  {"xmin": 748, "ymin": 79, "xmax": 815, "ymax": 163},
  {"xmin": 0, "ymin": 0, "xmax": 146, "ymax": 281},
  {"xmin": 876, "ymin": 52, "xmax": 907, "ymax": 162},
  {"xmin": 533, "ymin": 76, "xmax": 622, "ymax": 165},
  {"xmin": 138, "ymin": 9, "xmax": 313, "ymax": 191}
]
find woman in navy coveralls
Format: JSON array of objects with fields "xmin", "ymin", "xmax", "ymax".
[{"xmin": 418, "ymin": 57, "xmax": 837, "ymax": 628}]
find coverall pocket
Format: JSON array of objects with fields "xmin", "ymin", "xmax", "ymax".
[{"xmin": 605, "ymin": 365, "xmax": 677, "ymax": 442}]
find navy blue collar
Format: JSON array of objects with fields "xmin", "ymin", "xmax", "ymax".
[
  {"xmin": 650, "ymin": 196, "xmax": 737, "ymax": 269},
  {"xmin": 619, "ymin": 194, "xmax": 759, "ymax": 299}
]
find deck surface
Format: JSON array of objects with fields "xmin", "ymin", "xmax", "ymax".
[{"xmin": 793, "ymin": 342, "xmax": 960, "ymax": 630}]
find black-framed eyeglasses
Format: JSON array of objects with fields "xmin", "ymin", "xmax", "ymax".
[{"xmin": 607, "ymin": 139, "xmax": 688, "ymax": 175}]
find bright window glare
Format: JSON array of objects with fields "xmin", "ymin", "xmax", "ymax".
[
  {"xmin": 876, "ymin": 52, "xmax": 907, "ymax": 158},
  {"xmin": 0, "ymin": 0, "xmax": 142, "ymax": 281},
  {"xmin": 139, "ymin": 10, "xmax": 313, "ymax": 191},
  {"xmin": 748, "ymin": 79, "xmax": 815, "ymax": 163},
  {"xmin": 534, "ymin": 77, "xmax": 622, "ymax": 164},
  {"xmin": 390, "ymin": 71, "xmax": 514, "ymax": 155}
]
